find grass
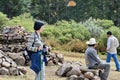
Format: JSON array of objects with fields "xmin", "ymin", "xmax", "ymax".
[{"xmin": 0, "ymin": 51, "xmax": 120, "ymax": 80}]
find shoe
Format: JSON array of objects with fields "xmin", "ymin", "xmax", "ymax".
[{"xmin": 116, "ymin": 69, "xmax": 120, "ymax": 72}]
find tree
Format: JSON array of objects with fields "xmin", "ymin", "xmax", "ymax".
[{"xmin": 0, "ymin": 0, "xmax": 31, "ymax": 18}]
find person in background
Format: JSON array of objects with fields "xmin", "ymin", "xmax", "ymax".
[
  {"xmin": 106, "ymin": 31, "xmax": 120, "ymax": 71},
  {"xmin": 85, "ymin": 38, "xmax": 110, "ymax": 80},
  {"xmin": 27, "ymin": 20, "xmax": 47, "ymax": 80}
]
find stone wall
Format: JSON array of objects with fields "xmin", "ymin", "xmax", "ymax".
[{"xmin": 0, "ymin": 50, "xmax": 26, "ymax": 75}]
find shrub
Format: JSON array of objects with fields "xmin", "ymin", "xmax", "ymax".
[
  {"xmin": 98, "ymin": 27, "xmax": 120, "ymax": 52},
  {"xmin": 67, "ymin": 39, "xmax": 87, "ymax": 52},
  {"xmin": 82, "ymin": 17, "xmax": 103, "ymax": 38},
  {"xmin": 96, "ymin": 19, "xmax": 114, "ymax": 29},
  {"xmin": 0, "ymin": 12, "xmax": 9, "ymax": 31},
  {"xmin": 5, "ymin": 13, "xmax": 34, "ymax": 32}
]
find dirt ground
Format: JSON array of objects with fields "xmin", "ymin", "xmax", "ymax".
[{"xmin": 0, "ymin": 51, "xmax": 120, "ymax": 80}]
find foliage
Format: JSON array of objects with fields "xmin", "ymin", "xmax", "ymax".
[
  {"xmin": 0, "ymin": 0, "xmax": 31, "ymax": 18},
  {"xmin": 42, "ymin": 20, "xmax": 90, "ymax": 45},
  {"xmin": 98, "ymin": 27, "xmax": 120, "ymax": 52},
  {"xmin": 0, "ymin": 0, "xmax": 120, "ymax": 26},
  {"xmin": 96, "ymin": 19, "xmax": 114, "ymax": 29},
  {"xmin": 82, "ymin": 18, "xmax": 103, "ymax": 38},
  {"xmin": 0, "ymin": 12, "xmax": 9, "ymax": 31},
  {"xmin": 5, "ymin": 13, "xmax": 34, "ymax": 32},
  {"xmin": 67, "ymin": 39, "xmax": 87, "ymax": 52},
  {"xmin": 0, "ymin": 11, "xmax": 119, "ymax": 53}
]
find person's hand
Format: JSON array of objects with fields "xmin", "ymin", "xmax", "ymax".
[{"xmin": 38, "ymin": 46, "xmax": 43, "ymax": 51}]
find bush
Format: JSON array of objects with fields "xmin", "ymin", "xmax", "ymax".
[
  {"xmin": 82, "ymin": 17, "xmax": 103, "ymax": 38},
  {"xmin": 67, "ymin": 39, "xmax": 87, "ymax": 52},
  {"xmin": 5, "ymin": 13, "xmax": 34, "ymax": 32},
  {"xmin": 99, "ymin": 27, "xmax": 120, "ymax": 52},
  {"xmin": 96, "ymin": 19, "xmax": 114, "ymax": 29},
  {"xmin": 0, "ymin": 12, "xmax": 9, "ymax": 31}
]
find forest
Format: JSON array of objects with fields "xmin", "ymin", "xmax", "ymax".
[{"xmin": 0, "ymin": 0, "xmax": 120, "ymax": 25}]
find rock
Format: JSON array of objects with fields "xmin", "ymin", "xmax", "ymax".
[
  {"xmin": 78, "ymin": 74, "xmax": 84, "ymax": 80},
  {"xmin": 0, "ymin": 59, "xmax": 2, "ymax": 64},
  {"xmin": 56, "ymin": 62, "xmax": 72, "ymax": 76},
  {"xmin": 9, "ymin": 67, "xmax": 19, "ymax": 76},
  {"xmin": 66, "ymin": 68, "xmax": 81, "ymax": 77},
  {"xmin": 18, "ymin": 66, "xmax": 27, "ymax": 75},
  {"xmin": 4, "ymin": 56, "xmax": 12, "ymax": 63},
  {"xmin": 47, "ymin": 60, "xmax": 54, "ymax": 66},
  {"xmin": 92, "ymin": 76, "xmax": 101, "ymax": 80},
  {"xmin": 14, "ymin": 56, "xmax": 25, "ymax": 66},
  {"xmin": 0, "ymin": 67, "xmax": 9, "ymax": 75},
  {"xmin": 56, "ymin": 53, "xmax": 64, "ymax": 64},
  {"xmin": 2, "ymin": 61, "xmax": 10, "ymax": 67},
  {"xmin": 84, "ymin": 78, "xmax": 89, "ymax": 80},
  {"xmin": 74, "ymin": 61, "xmax": 82, "ymax": 66},
  {"xmin": 84, "ymin": 72, "xmax": 94, "ymax": 79},
  {"xmin": 0, "ymin": 50, "xmax": 4, "ymax": 58},
  {"xmin": 79, "ymin": 66, "xmax": 98, "ymax": 75},
  {"xmin": 10, "ymin": 61, "xmax": 17, "ymax": 67},
  {"xmin": 66, "ymin": 63, "xmax": 81, "ymax": 77},
  {"xmin": 8, "ymin": 53, "xmax": 18, "ymax": 60},
  {"xmin": 19, "ymin": 71, "xmax": 24, "ymax": 76},
  {"xmin": 68, "ymin": 75, "xmax": 78, "ymax": 80}
]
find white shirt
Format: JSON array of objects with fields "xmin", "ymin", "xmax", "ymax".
[{"xmin": 107, "ymin": 35, "xmax": 119, "ymax": 53}]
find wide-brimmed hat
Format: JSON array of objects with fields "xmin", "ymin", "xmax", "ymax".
[{"xmin": 86, "ymin": 38, "xmax": 97, "ymax": 45}]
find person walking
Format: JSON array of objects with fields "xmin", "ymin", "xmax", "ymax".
[
  {"xmin": 85, "ymin": 38, "xmax": 110, "ymax": 80},
  {"xmin": 106, "ymin": 31, "xmax": 120, "ymax": 71},
  {"xmin": 27, "ymin": 20, "xmax": 47, "ymax": 80}
]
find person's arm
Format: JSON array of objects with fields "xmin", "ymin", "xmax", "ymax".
[
  {"xmin": 27, "ymin": 33, "xmax": 38, "ymax": 52},
  {"xmin": 116, "ymin": 38, "xmax": 119, "ymax": 48},
  {"xmin": 88, "ymin": 50, "xmax": 101, "ymax": 64},
  {"xmin": 107, "ymin": 38, "xmax": 111, "ymax": 51}
]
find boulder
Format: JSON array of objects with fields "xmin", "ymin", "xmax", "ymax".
[
  {"xmin": 68, "ymin": 75, "xmax": 78, "ymax": 80},
  {"xmin": 0, "ymin": 59, "xmax": 2, "ymax": 64},
  {"xmin": 0, "ymin": 50, "xmax": 4, "ymax": 58},
  {"xmin": 18, "ymin": 66, "xmax": 27, "ymax": 75},
  {"xmin": 2, "ymin": 61, "xmax": 10, "ymax": 67},
  {"xmin": 8, "ymin": 53, "xmax": 18, "ymax": 60},
  {"xmin": 56, "ymin": 53, "xmax": 64, "ymax": 64},
  {"xmin": 47, "ymin": 60, "xmax": 54, "ymax": 66},
  {"xmin": 14, "ymin": 56, "xmax": 25, "ymax": 66},
  {"xmin": 78, "ymin": 74, "xmax": 84, "ymax": 80},
  {"xmin": 10, "ymin": 60, "xmax": 17, "ymax": 67},
  {"xmin": 56, "ymin": 62, "xmax": 72, "ymax": 76},
  {"xmin": 84, "ymin": 72, "xmax": 94, "ymax": 79},
  {"xmin": 0, "ymin": 67, "xmax": 9, "ymax": 75},
  {"xmin": 9, "ymin": 67, "xmax": 19, "ymax": 76},
  {"xmin": 66, "ymin": 63, "xmax": 81, "ymax": 77},
  {"xmin": 92, "ymin": 76, "xmax": 101, "ymax": 80}
]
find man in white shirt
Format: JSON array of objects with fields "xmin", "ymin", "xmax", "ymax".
[{"xmin": 106, "ymin": 31, "xmax": 120, "ymax": 71}]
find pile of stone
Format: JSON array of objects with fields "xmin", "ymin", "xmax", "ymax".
[
  {"xmin": 0, "ymin": 26, "xmax": 31, "ymax": 66},
  {"xmin": 46, "ymin": 52, "xmax": 64, "ymax": 66},
  {"xmin": 56, "ymin": 62, "xmax": 101, "ymax": 80},
  {"xmin": 0, "ymin": 26, "xmax": 31, "ymax": 53},
  {"xmin": 0, "ymin": 50, "xmax": 27, "ymax": 75}
]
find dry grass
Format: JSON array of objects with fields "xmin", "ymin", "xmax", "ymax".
[{"xmin": 0, "ymin": 51, "xmax": 120, "ymax": 80}]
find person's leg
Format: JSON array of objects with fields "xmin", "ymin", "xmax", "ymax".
[
  {"xmin": 112, "ymin": 54, "xmax": 120, "ymax": 71},
  {"xmin": 98, "ymin": 63, "xmax": 110, "ymax": 80},
  {"xmin": 35, "ymin": 72, "xmax": 40, "ymax": 80},
  {"xmin": 106, "ymin": 53, "xmax": 112, "ymax": 63},
  {"xmin": 42, "ymin": 62, "xmax": 45, "ymax": 80}
]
